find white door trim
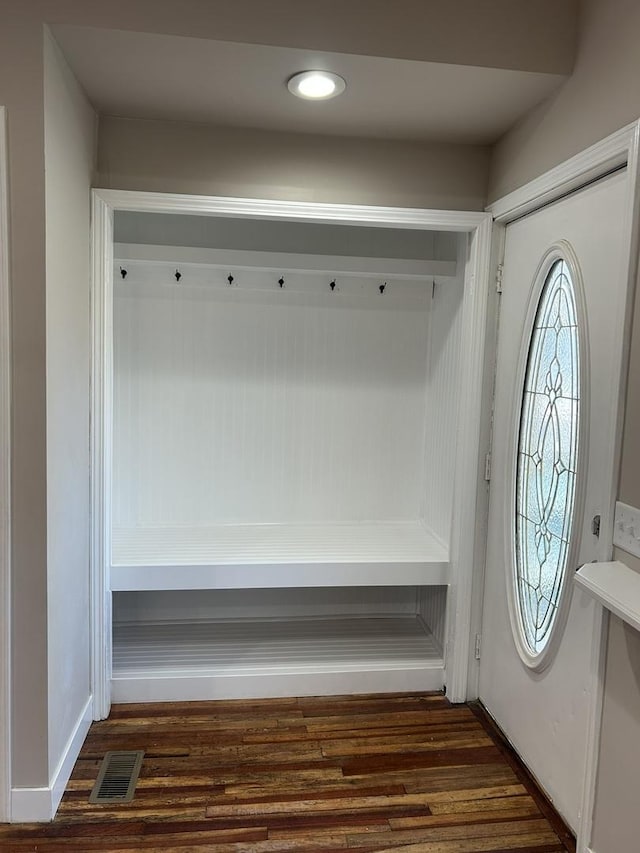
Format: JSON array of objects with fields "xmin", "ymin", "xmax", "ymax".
[
  {"xmin": 90, "ymin": 193, "xmax": 114, "ymax": 721},
  {"xmin": 0, "ymin": 105, "xmax": 12, "ymax": 823},
  {"xmin": 487, "ymin": 119, "xmax": 640, "ymax": 853},
  {"xmin": 89, "ymin": 189, "xmax": 493, "ymax": 714},
  {"xmin": 488, "ymin": 123, "xmax": 638, "ymax": 223}
]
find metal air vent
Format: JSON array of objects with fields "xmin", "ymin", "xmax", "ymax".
[{"xmin": 89, "ymin": 750, "xmax": 144, "ymax": 804}]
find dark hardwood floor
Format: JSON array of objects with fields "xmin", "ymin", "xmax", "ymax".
[{"xmin": 0, "ymin": 692, "xmax": 575, "ymax": 852}]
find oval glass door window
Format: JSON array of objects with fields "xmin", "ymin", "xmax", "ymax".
[{"xmin": 515, "ymin": 257, "xmax": 581, "ymax": 658}]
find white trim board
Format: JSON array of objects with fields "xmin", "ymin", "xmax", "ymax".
[
  {"xmin": 97, "ymin": 189, "xmax": 489, "ymax": 231},
  {"xmin": 114, "ymin": 242, "xmax": 457, "ymax": 280},
  {"xmin": 487, "ymin": 123, "xmax": 638, "ymax": 223},
  {"xmin": 92, "ymin": 189, "xmax": 493, "ymax": 713},
  {"xmin": 112, "ymin": 667, "xmax": 444, "ymax": 704},
  {"xmin": 485, "ymin": 119, "xmax": 640, "ymax": 853},
  {"xmin": 0, "ymin": 105, "xmax": 12, "ymax": 824},
  {"xmin": 11, "ymin": 696, "xmax": 92, "ymax": 823}
]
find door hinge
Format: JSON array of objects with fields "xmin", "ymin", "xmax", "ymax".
[
  {"xmin": 592, "ymin": 514, "xmax": 601, "ymax": 538},
  {"xmin": 474, "ymin": 633, "xmax": 482, "ymax": 660},
  {"xmin": 496, "ymin": 263, "xmax": 504, "ymax": 294},
  {"xmin": 484, "ymin": 452, "xmax": 492, "ymax": 481}
]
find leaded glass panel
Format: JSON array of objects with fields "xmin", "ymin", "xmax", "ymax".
[{"xmin": 515, "ymin": 259, "xmax": 580, "ymax": 656}]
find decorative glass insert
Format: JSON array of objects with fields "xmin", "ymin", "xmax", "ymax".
[{"xmin": 515, "ymin": 258, "xmax": 580, "ymax": 656}]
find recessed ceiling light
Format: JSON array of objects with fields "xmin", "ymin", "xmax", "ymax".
[{"xmin": 287, "ymin": 71, "xmax": 346, "ymax": 101}]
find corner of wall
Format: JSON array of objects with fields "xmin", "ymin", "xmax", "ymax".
[
  {"xmin": 43, "ymin": 17, "xmax": 96, "ymax": 792},
  {"xmin": 11, "ymin": 695, "xmax": 92, "ymax": 822}
]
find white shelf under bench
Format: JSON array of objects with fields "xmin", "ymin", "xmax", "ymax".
[
  {"xmin": 110, "ymin": 522, "xmax": 448, "ymax": 701},
  {"xmin": 111, "ymin": 614, "xmax": 444, "ymax": 702},
  {"xmin": 111, "ymin": 522, "xmax": 449, "ymax": 591}
]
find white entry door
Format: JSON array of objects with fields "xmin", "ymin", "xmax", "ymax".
[{"xmin": 480, "ymin": 168, "xmax": 631, "ymax": 830}]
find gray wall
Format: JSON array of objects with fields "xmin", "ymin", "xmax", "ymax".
[
  {"xmin": 592, "ymin": 600, "xmax": 640, "ymax": 853},
  {"xmin": 0, "ymin": 8, "xmax": 97, "ymax": 792},
  {"xmin": 98, "ymin": 116, "xmax": 489, "ymax": 211},
  {"xmin": 490, "ymin": 1, "xmax": 640, "ymax": 849},
  {"xmin": 43, "ymin": 30, "xmax": 96, "ymax": 778},
  {"xmin": 489, "ymin": 0, "xmax": 640, "ymax": 200},
  {"xmin": 3, "ymin": 7, "xmax": 51, "ymax": 789}
]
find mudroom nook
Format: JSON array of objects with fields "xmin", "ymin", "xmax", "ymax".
[{"xmin": 103, "ymin": 208, "xmax": 490, "ymax": 704}]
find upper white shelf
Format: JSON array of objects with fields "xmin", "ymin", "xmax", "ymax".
[
  {"xmin": 111, "ymin": 522, "xmax": 449, "ymax": 591},
  {"xmin": 575, "ymin": 560, "xmax": 640, "ymax": 633},
  {"xmin": 114, "ymin": 242, "xmax": 457, "ymax": 281}
]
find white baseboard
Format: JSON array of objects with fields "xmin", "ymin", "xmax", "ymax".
[
  {"xmin": 10, "ymin": 787, "xmax": 53, "ymax": 824},
  {"xmin": 49, "ymin": 695, "xmax": 93, "ymax": 815},
  {"xmin": 11, "ymin": 695, "xmax": 92, "ymax": 822},
  {"xmin": 112, "ymin": 667, "xmax": 444, "ymax": 704}
]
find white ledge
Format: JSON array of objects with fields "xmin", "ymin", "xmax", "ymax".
[
  {"xmin": 114, "ymin": 243, "xmax": 457, "ymax": 281},
  {"xmin": 575, "ymin": 561, "xmax": 640, "ymax": 633}
]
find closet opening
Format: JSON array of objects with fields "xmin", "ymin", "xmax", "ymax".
[{"xmin": 90, "ymin": 192, "xmax": 492, "ymax": 714}]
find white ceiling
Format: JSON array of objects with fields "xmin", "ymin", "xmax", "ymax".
[{"xmin": 53, "ymin": 25, "xmax": 567, "ymax": 145}]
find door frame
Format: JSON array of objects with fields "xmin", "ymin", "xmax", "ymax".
[
  {"xmin": 0, "ymin": 105, "xmax": 12, "ymax": 823},
  {"xmin": 89, "ymin": 189, "xmax": 493, "ymax": 718},
  {"xmin": 487, "ymin": 120, "xmax": 640, "ymax": 853}
]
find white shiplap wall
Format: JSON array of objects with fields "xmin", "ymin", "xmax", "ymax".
[
  {"xmin": 113, "ymin": 274, "xmax": 433, "ymax": 528},
  {"xmin": 418, "ymin": 585, "xmax": 448, "ymax": 651},
  {"xmin": 113, "ymin": 587, "xmax": 421, "ymax": 622},
  {"xmin": 421, "ymin": 259, "xmax": 465, "ymax": 545}
]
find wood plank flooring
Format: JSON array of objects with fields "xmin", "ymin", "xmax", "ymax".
[{"xmin": 0, "ymin": 692, "xmax": 575, "ymax": 852}]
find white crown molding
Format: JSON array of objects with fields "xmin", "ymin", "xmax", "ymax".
[{"xmin": 95, "ymin": 187, "xmax": 488, "ymax": 231}]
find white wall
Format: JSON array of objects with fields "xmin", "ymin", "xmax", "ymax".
[
  {"xmin": 113, "ymin": 587, "xmax": 422, "ymax": 623},
  {"xmin": 113, "ymin": 268, "xmax": 433, "ymax": 527},
  {"xmin": 422, "ymin": 246, "xmax": 465, "ymax": 544},
  {"xmin": 114, "ymin": 212, "xmax": 460, "ymax": 262},
  {"xmin": 43, "ymin": 29, "xmax": 96, "ymax": 784}
]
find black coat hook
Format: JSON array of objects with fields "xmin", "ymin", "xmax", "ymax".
[
  {"xmin": 227, "ymin": 274, "xmax": 234, "ymax": 286},
  {"xmin": 330, "ymin": 280, "xmax": 336, "ymax": 292},
  {"xmin": 175, "ymin": 269, "xmax": 182, "ymax": 282},
  {"xmin": 120, "ymin": 267, "xmax": 127, "ymax": 280},
  {"xmin": 278, "ymin": 276, "xmax": 285, "ymax": 289},
  {"xmin": 379, "ymin": 282, "xmax": 386, "ymax": 294}
]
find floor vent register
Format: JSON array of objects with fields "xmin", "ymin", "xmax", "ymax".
[{"xmin": 89, "ymin": 750, "xmax": 145, "ymax": 804}]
